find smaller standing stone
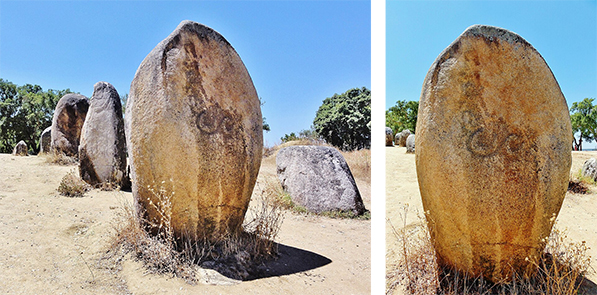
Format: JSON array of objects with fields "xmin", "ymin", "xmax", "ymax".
[
  {"xmin": 51, "ymin": 93, "xmax": 89, "ymax": 157},
  {"xmin": 12, "ymin": 140, "xmax": 28, "ymax": 156},
  {"xmin": 398, "ymin": 129, "xmax": 411, "ymax": 147},
  {"xmin": 582, "ymin": 158, "xmax": 597, "ymax": 181},
  {"xmin": 385, "ymin": 127, "xmax": 394, "ymax": 146},
  {"xmin": 405, "ymin": 134, "xmax": 415, "ymax": 153},
  {"xmin": 276, "ymin": 145, "xmax": 365, "ymax": 215},
  {"xmin": 79, "ymin": 82, "xmax": 127, "ymax": 187},
  {"xmin": 39, "ymin": 126, "xmax": 52, "ymax": 154}
]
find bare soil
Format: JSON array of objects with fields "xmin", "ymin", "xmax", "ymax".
[
  {"xmin": 0, "ymin": 153, "xmax": 370, "ymax": 294},
  {"xmin": 386, "ymin": 147, "xmax": 597, "ymax": 294}
]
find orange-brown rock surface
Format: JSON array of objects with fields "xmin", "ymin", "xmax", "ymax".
[
  {"xmin": 126, "ymin": 20, "xmax": 263, "ymax": 242},
  {"xmin": 51, "ymin": 94, "xmax": 89, "ymax": 157},
  {"xmin": 415, "ymin": 25, "xmax": 572, "ymax": 282}
]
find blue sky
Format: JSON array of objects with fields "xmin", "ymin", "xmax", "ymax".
[
  {"xmin": 387, "ymin": 0, "xmax": 597, "ymax": 145},
  {"xmin": 0, "ymin": 1, "xmax": 371, "ymax": 146}
]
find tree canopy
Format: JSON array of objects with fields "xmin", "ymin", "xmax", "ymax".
[
  {"xmin": 570, "ymin": 98, "xmax": 597, "ymax": 151},
  {"xmin": 313, "ymin": 87, "xmax": 371, "ymax": 151},
  {"xmin": 0, "ymin": 79, "xmax": 73, "ymax": 154},
  {"xmin": 386, "ymin": 100, "xmax": 419, "ymax": 137}
]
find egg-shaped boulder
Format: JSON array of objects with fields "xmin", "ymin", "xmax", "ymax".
[
  {"xmin": 126, "ymin": 20, "xmax": 263, "ymax": 242},
  {"xmin": 12, "ymin": 140, "xmax": 28, "ymax": 156},
  {"xmin": 79, "ymin": 82, "xmax": 127, "ymax": 187},
  {"xmin": 385, "ymin": 127, "xmax": 394, "ymax": 146},
  {"xmin": 51, "ymin": 93, "xmax": 89, "ymax": 157},
  {"xmin": 39, "ymin": 126, "xmax": 52, "ymax": 154},
  {"xmin": 416, "ymin": 25, "xmax": 571, "ymax": 282}
]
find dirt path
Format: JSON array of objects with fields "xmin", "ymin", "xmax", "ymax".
[
  {"xmin": 0, "ymin": 153, "xmax": 370, "ymax": 294},
  {"xmin": 386, "ymin": 146, "xmax": 597, "ymax": 294}
]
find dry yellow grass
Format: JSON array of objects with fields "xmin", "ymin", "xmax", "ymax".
[
  {"xmin": 43, "ymin": 151, "xmax": 78, "ymax": 166},
  {"xmin": 57, "ymin": 169, "xmax": 91, "ymax": 197},
  {"xmin": 387, "ymin": 206, "xmax": 593, "ymax": 295},
  {"xmin": 105, "ymin": 180, "xmax": 285, "ymax": 282}
]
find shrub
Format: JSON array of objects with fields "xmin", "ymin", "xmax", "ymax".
[
  {"xmin": 44, "ymin": 151, "xmax": 78, "ymax": 166},
  {"xmin": 57, "ymin": 170, "xmax": 91, "ymax": 197}
]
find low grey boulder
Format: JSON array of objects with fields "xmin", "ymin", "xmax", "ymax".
[
  {"xmin": 12, "ymin": 140, "xmax": 28, "ymax": 156},
  {"xmin": 276, "ymin": 145, "xmax": 365, "ymax": 215},
  {"xmin": 39, "ymin": 126, "xmax": 52, "ymax": 154},
  {"xmin": 582, "ymin": 158, "xmax": 597, "ymax": 181},
  {"xmin": 406, "ymin": 134, "xmax": 415, "ymax": 153},
  {"xmin": 385, "ymin": 127, "xmax": 394, "ymax": 146}
]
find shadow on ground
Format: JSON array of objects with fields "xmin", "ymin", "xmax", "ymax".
[
  {"xmin": 580, "ymin": 277, "xmax": 597, "ymax": 295},
  {"xmin": 246, "ymin": 243, "xmax": 332, "ymax": 281}
]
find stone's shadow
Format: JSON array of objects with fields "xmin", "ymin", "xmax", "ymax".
[
  {"xmin": 580, "ymin": 277, "xmax": 597, "ymax": 294},
  {"xmin": 246, "ymin": 243, "xmax": 332, "ymax": 281}
]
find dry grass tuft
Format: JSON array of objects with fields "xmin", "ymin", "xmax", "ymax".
[
  {"xmin": 105, "ymin": 181, "xmax": 285, "ymax": 283},
  {"xmin": 57, "ymin": 169, "xmax": 91, "ymax": 197},
  {"xmin": 387, "ymin": 206, "xmax": 593, "ymax": 295},
  {"xmin": 341, "ymin": 148, "xmax": 371, "ymax": 184},
  {"xmin": 43, "ymin": 151, "xmax": 78, "ymax": 165}
]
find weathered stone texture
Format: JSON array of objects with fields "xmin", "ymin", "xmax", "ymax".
[
  {"xmin": 126, "ymin": 20, "xmax": 263, "ymax": 242},
  {"xmin": 398, "ymin": 129, "xmax": 411, "ymax": 147},
  {"xmin": 416, "ymin": 25, "xmax": 572, "ymax": 282},
  {"xmin": 39, "ymin": 126, "xmax": 52, "ymax": 154},
  {"xmin": 405, "ymin": 134, "xmax": 415, "ymax": 153},
  {"xmin": 276, "ymin": 145, "xmax": 365, "ymax": 215},
  {"xmin": 385, "ymin": 127, "xmax": 394, "ymax": 146},
  {"xmin": 79, "ymin": 82, "xmax": 127, "ymax": 187},
  {"xmin": 581, "ymin": 158, "xmax": 597, "ymax": 181},
  {"xmin": 12, "ymin": 140, "xmax": 28, "ymax": 156},
  {"xmin": 51, "ymin": 93, "xmax": 89, "ymax": 156}
]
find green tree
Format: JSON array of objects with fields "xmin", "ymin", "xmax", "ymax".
[
  {"xmin": 386, "ymin": 100, "xmax": 419, "ymax": 137},
  {"xmin": 280, "ymin": 127, "xmax": 320, "ymax": 143},
  {"xmin": 120, "ymin": 93, "xmax": 128, "ymax": 115},
  {"xmin": 280, "ymin": 132, "xmax": 299, "ymax": 143},
  {"xmin": 313, "ymin": 87, "xmax": 371, "ymax": 151},
  {"xmin": 0, "ymin": 79, "xmax": 72, "ymax": 154},
  {"xmin": 262, "ymin": 117, "xmax": 270, "ymax": 132},
  {"xmin": 570, "ymin": 98, "xmax": 597, "ymax": 151},
  {"xmin": 259, "ymin": 97, "xmax": 270, "ymax": 132}
]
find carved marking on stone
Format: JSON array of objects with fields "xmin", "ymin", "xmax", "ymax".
[
  {"xmin": 467, "ymin": 127, "xmax": 499, "ymax": 157},
  {"xmin": 196, "ymin": 108, "xmax": 221, "ymax": 134}
]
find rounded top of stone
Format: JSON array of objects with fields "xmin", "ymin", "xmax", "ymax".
[
  {"xmin": 279, "ymin": 145, "xmax": 338, "ymax": 153},
  {"xmin": 93, "ymin": 81, "xmax": 113, "ymax": 91},
  {"xmin": 460, "ymin": 24, "xmax": 531, "ymax": 47},
  {"xmin": 58, "ymin": 93, "xmax": 88, "ymax": 105},
  {"xmin": 92, "ymin": 81, "xmax": 118, "ymax": 99},
  {"xmin": 172, "ymin": 20, "xmax": 231, "ymax": 47}
]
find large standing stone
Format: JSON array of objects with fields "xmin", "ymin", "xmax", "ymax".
[
  {"xmin": 79, "ymin": 82, "xmax": 127, "ymax": 187},
  {"xmin": 385, "ymin": 127, "xmax": 394, "ymax": 146},
  {"xmin": 126, "ymin": 20, "xmax": 263, "ymax": 242},
  {"xmin": 51, "ymin": 93, "xmax": 89, "ymax": 157},
  {"xmin": 416, "ymin": 25, "xmax": 572, "ymax": 282},
  {"xmin": 39, "ymin": 126, "xmax": 52, "ymax": 154},
  {"xmin": 276, "ymin": 146, "xmax": 365, "ymax": 215},
  {"xmin": 12, "ymin": 140, "xmax": 28, "ymax": 156}
]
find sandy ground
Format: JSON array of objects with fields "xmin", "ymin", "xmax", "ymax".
[
  {"xmin": 386, "ymin": 146, "xmax": 597, "ymax": 294},
  {"xmin": 0, "ymin": 153, "xmax": 370, "ymax": 294}
]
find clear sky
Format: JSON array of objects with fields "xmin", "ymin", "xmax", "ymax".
[
  {"xmin": 387, "ymin": 0, "xmax": 597, "ymax": 146},
  {"xmin": 0, "ymin": 0, "xmax": 371, "ymax": 147}
]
